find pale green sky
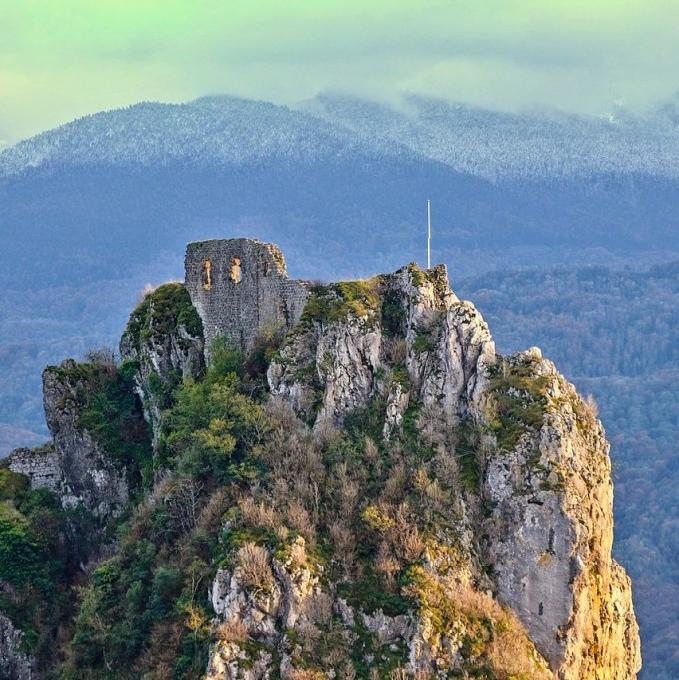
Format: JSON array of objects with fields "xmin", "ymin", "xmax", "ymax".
[{"xmin": 1, "ymin": 0, "xmax": 677, "ymax": 144}]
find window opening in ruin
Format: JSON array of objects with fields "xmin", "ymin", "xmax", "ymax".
[
  {"xmin": 202, "ymin": 259, "xmax": 212, "ymax": 290},
  {"xmin": 230, "ymin": 257, "xmax": 242, "ymax": 284}
]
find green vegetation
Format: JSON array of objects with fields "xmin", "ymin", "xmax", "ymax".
[
  {"xmin": 454, "ymin": 419, "xmax": 483, "ymax": 492},
  {"xmin": 299, "ymin": 279, "xmax": 381, "ymax": 327},
  {"xmin": 405, "ymin": 566, "xmax": 549, "ymax": 679},
  {"xmin": 406, "ymin": 263, "xmax": 425, "ymax": 287},
  {"xmin": 380, "ymin": 288, "xmax": 406, "ymax": 337},
  {"xmin": 0, "ymin": 467, "xmax": 86, "ymax": 671},
  {"xmin": 77, "ymin": 359, "xmax": 153, "ymax": 484},
  {"xmin": 64, "ymin": 344, "xmax": 266, "ymax": 678},
  {"xmin": 1, "ymin": 313, "xmax": 551, "ymax": 677},
  {"xmin": 412, "ymin": 327, "xmax": 437, "ymax": 354},
  {"xmin": 58, "ymin": 337, "xmax": 505, "ymax": 677},
  {"xmin": 486, "ymin": 358, "xmax": 550, "ymax": 451},
  {"xmin": 123, "ymin": 283, "xmax": 203, "ymax": 352},
  {"xmin": 43, "ymin": 355, "xmax": 153, "ymax": 488}
]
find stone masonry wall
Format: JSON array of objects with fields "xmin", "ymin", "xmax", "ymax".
[
  {"xmin": 7, "ymin": 444, "xmax": 62, "ymax": 493},
  {"xmin": 185, "ymin": 238, "xmax": 309, "ymax": 354}
]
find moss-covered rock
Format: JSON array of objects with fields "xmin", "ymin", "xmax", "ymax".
[{"xmin": 120, "ymin": 283, "xmax": 205, "ymax": 444}]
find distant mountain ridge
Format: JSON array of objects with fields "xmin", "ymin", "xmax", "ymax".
[
  {"xmin": 4, "ymin": 92, "xmax": 679, "ymax": 181},
  {"xmin": 0, "ymin": 96, "xmax": 415, "ymax": 177},
  {"xmin": 300, "ymin": 92, "xmax": 679, "ymax": 181},
  {"xmin": 1, "ymin": 93, "xmax": 679, "ymax": 677}
]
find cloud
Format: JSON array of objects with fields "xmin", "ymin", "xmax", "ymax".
[{"xmin": 0, "ymin": 0, "xmax": 678, "ymax": 141}]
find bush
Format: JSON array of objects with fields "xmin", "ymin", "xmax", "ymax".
[
  {"xmin": 123, "ymin": 282, "xmax": 203, "ymax": 352},
  {"xmin": 235, "ymin": 542, "xmax": 274, "ymax": 592},
  {"xmin": 487, "ymin": 359, "xmax": 549, "ymax": 451}
]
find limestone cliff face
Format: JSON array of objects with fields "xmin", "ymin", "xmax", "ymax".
[
  {"xmin": 482, "ymin": 350, "xmax": 641, "ymax": 679},
  {"xmin": 267, "ymin": 264, "xmax": 495, "ymax": 432},
  {"xmin": 205, "ymin": 535, "xmax": 551, "ymax": 680},
  {"xmin": 0, "ymin": 612, "xmax": 32, "ymax": 680},
  {"xmin": 10, "ymin": 362, "xmax": 130, "ymax": 518},
  {"xmin": 206, "ymin": 538, "xmax": 326, "ymax": 678},
  {"xmin": 257, "ymin": 260, "xmax": 639, "ymax": 678},
  {"xmin": 40, "ymin": 360, "xmax": 130, "ymax": 518},
  {"xmin": 120, "ymin": 282, "xmax": 204, "ymax": 443}
]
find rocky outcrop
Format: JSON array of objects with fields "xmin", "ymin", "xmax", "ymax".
[
  {"xmin": 2, "ymin": 239, "xmax": 639, "ymax": 679},
  {"xmin": 0, "ymin": 612, "xmax": 32, "ymax": 680},
  {"xmin": 205, "ymin": 535, "xmax": 551, "ymax": 679},
  {"xmin": 268, "ymin": 263, "xmax": 495, "ymax": 431},
  {"xmin": 120, "ymin": 282, "xmax": 204, "ymax": 443},
  {"xmin": 263, "ymin": 254, "xmax": 639, "ymax": 678},
  {"xmin": 41, "ymin": 360, "xmax": 129, "ymax": 517},
  {"xmin": 7, "ymin": 361, "xmax": 134, "ymax": 518},
  {"xmin": 482, "ymin": 350, "xmax": 641, "ymax": 678},
  {"xmin": 206, "ymin": 537, "xmax": 326, "ymax": 679}
]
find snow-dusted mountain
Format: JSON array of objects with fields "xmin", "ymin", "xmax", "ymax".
[
  {"xmin": 0, "ymin": 96, "xmax": 414, "ymax": 177},
  {"xmin": 300, "ymin": 92, "xmax": 679, "ymax": 181},
  {"xmin": 5, "ymin": 92, "xmax": 679, "ymax": 182}
]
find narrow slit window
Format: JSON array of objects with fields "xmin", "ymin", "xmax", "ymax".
[
  {"xmin": 230, "ymin": 257, "xmax": 242, "ymax": 284},
  {"xmin": 202, "ymin": 259, "xmax": 212, "ymax": 290}
]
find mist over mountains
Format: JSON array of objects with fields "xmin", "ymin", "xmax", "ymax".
[{"xmin": 1, "ymin": 92, "xmax": 679, "ymax": 676}]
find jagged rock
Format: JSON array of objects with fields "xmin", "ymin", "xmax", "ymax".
[
  {"xmin": 2, "ymin": 238, "xmax": 639, "ymax": 679},
  {"xmin": 261, "ymin": 244, "xmax": 638, "ymax": 678},
  {"xmin": 403, "ymin": 277, "xmax": 495, "ymax": 425},
  {"xmin": 361, "ymin": 609, "xmax": 412, "ymax": 645},
  {"xmin": 0, "ymin": 612, "xmax": 32, "ymax": 680},
  {"xmin": 120, "ymin": 282, "xmax": 204, "ymax": 443},
  {"xmin": 314, "ymin": 315, "xmax": 382, "ymax": 428},
  {"xmin": 210, "ymin": 566, "xmax": 282, "ymax": 639},
  {"xmin": 382, "ymin": 380, "xmax": 409, "ymax": 439},
  {"xmin": 41, "ymin": 360, "xmax": 129, "ymax": 517},
  {"xmin": 206, "ymin": 537, "xmax": 325, "ymax": 678},
  {"xmin": 268, "ymin": 263, "xmax": 495, "ymax": 432},
  {"xmin": 482, "ymin": 352, "xmax": 641, "ymax": 678}
]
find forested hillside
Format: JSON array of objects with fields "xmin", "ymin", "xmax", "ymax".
[{"xmin": 459, "ymin": 262, "xmax": 679, "ymax": 680}]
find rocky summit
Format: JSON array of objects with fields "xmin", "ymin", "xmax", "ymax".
[{"xmin": 1, "ymin": 238, "xmax": 640, "ymax": 679}]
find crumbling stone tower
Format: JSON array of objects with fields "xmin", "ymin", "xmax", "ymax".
[{"xmin": 184, "ymin": 238, "xmax": 309, "ymax": 354}]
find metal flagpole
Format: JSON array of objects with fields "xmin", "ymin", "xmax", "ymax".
[{"xmin": 427, "ymin": 199, "xmax": 431, "ymax": 269}]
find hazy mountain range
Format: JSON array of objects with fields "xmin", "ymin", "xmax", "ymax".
[
  {"xmin": 2, "ymin": 91, "xmax": 678, "ymax": 441},
  {"xmin": 1, "ymin": 92, "xmax": 679, "ymax": 676}
]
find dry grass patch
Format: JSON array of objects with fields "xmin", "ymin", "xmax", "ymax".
[{"xmin": 236, "ymin": 542, "xmax": 274, "ymax": 592}]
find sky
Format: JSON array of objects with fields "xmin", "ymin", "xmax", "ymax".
[{"xmin": 1, "ymin": 0, "xmax": 678, "ymax": 145}]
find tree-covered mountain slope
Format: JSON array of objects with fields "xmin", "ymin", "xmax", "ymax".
[
  {"xmin": 0, "ymin": 240, "xmax": 640, "ymax": 679},
  {"xmin": 302, "ymin": 93, "xmax": 679, "ymax": 182}
]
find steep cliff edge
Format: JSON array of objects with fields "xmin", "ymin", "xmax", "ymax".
[
  {"xmin": 8, "ymin": 356, "xmax": 151, "ymax": 519},
  {"xmin": 258, "ymin": 258, "xmax": 640, "ymax": 678},
  {"xmin": 120, "ymin": 282, "xmax": 205, "ymax": 444},
  {"xmin": 0, "ymin": 239, "xmax": 639, "ymax": 679},
  {"xmin": 482, "ymin": 351, "xmax": 641, "ymax": 679}
]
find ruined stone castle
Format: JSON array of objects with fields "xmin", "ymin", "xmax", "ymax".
[{"xmin": 184, "ymin": 238, "xmax": 310, "ymax": 353}]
